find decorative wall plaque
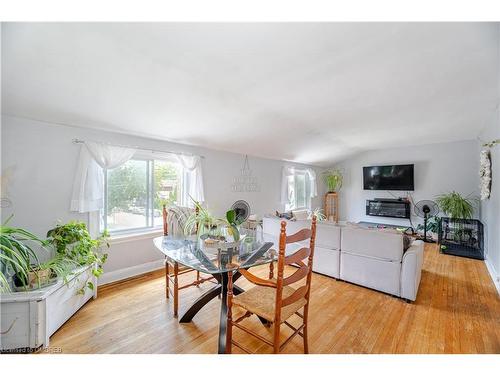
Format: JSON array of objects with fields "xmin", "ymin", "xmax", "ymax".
[{"xmin": 231, "ymin": 155, "xmax": 260, "ymax": 193}]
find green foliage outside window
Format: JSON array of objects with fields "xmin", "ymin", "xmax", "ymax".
[{"xmin": 107, "ymin": 159, "xmax": 180, "ymax": 214}]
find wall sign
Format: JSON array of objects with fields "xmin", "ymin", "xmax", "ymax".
[{"xmin": 231, "ymin": 155, "xmax": 260, "ymax": 192}]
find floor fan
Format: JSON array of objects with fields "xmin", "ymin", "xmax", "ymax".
[
  {"xmin": 414, "ymin": 200, "xmax": 439, "ymax": 243},
  {"xmin": 231, "ymin": 200, "xmax": 250, "ymax": 223}
]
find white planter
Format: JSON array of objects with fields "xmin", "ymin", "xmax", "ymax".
[{"xmin": 0, "ymin": 264, "xmax": 97, "ymax": 352}]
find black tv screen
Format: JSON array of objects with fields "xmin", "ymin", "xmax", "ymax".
[{"xmin": 363, "ymin": 164, "xmax": 414, "ymax": 191}]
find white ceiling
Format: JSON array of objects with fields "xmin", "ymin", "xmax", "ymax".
[{"xmin": 2, "ymin": 23, "xmax": 499, "ymax": 166}]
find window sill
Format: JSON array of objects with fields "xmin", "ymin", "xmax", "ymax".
[{"xmin": 109, "ymin": 229, "xmax": 164, "ymax": 245}]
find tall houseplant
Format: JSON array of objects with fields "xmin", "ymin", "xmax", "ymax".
[
  {"xmin": 322, "ymin": 169, "xmax": 343, "ymax": 193},
  {"xmin": 435, "ymin": 192, "xmax": 476, "ymax": 220}
]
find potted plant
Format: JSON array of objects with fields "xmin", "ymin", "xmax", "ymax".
[
  {"xmin": 416, "ymin": 216, "xmax": 440, "ymax": 241},
  {"xmin": 0, "ymin": 215, "xmax": 47, "ymax": 292},
  {"xmin": 183, "ymin": 200, "xmax": 219, "ymax": 238},
  {"xmin": 183, "ymin": 199, "xmax": 246, "ymax": 251},
  {"xmin": 13, "ymin": 255, "xmax": 78, "ymax": 291},
  {"xmin": 435, "ymin": 191, "xmax": 476, "ymax": 219},
  {"xmin": 221, "ymin": 209, "xmax": 244, "ymax": 242},
  {"xmin": 322, "ymin": 169, "xmax": 343, "ymax": 193},
  {"xmin": 309, "ymin": 208, "xmax": 326, "ymax": 222},
  {"xmin": 46, "ymin": 221, "xmax": 109, "ymax": 293},
  {"xmin": 435, "ymin": 191, "xmax": 478, "ymax": 245}
]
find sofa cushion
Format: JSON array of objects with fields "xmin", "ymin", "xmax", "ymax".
[
  {"xmin": 340, "ymin": 251, "xmax": 401, "ymax": 296},
  {"xmin": 341, "ymin": 227, "xmax": 404, "ymax": 262},
  {"xmin": 313, "ymin": 247, "xmax": 340, "ymax": 278},
  {"xmin": 263, "ymin": 216, "xmax": 341, "ymax": 250},
  {"xmin": 315, "ymin": 223, "xmax": 341, "ymax": 250}
]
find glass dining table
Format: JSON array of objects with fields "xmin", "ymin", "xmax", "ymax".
[{"xmin": 153, "ymin": 231, "xmax": 276, "ymax": 354}]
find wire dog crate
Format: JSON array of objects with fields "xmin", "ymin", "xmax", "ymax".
[{"xmin": 438, "ymin": 218, "xmax": 484, "ymax": 260}]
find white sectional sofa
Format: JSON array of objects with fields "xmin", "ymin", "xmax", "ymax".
[
  {"xmin": 262, "ymin": 216, "xmax": 424, "ymax": 301},
  {"xmin": 262, "ymin": 217, "xmax": 341, "ymax": 278}
]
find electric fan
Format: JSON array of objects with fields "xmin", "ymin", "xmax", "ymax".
[
  {"xmin": 231, "ymin": 200, "xmax": 251, "ymax": 223},
  {"xmin": 414, "ymin": 200, "xmax": 439, "ymax": 243}
]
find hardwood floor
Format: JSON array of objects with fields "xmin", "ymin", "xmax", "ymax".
[{"xmin": 47, "ymin": 244, "xmax": 500, "ymax": 354}]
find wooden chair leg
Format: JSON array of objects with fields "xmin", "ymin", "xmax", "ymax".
[
  {"xmin": 196, "ymin": 270, "xmax": 200, "ymax": 286},
  {"xmin": 226, "ymin": 271, "xmax": 233, "ymax": 354},
  {"xmin": 269, "ymin": 261, "xmax": 274, "ymax": 279},
  {"xmin": 165, "ymin": 258, "xmax": 170, "ymax": 300},
  {"xmin": 303, "ymin": 305, "xmax": 309, "ymax": 354},
  {"xmin": 173, "ymin": 262, "xmax": 179, "ymax": 318},
  {"xmin": 273, "ymin": 320, "xmax": 281, "ymax": 353}
]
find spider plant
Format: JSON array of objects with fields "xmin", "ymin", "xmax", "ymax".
[
  {"xmin": 183, "ymin": 198, "xmax": 244, "ymax": 242},
  {"xmin": 0, "ymin": 215, "xmax": 47, "ymax": 292},
  {"xmin": 183, "ymin": 199, "xmax": 219, "ymax": 238},
  {"xmin": 322, "ymin": 169, "xmax": 343, "ymax": 193},
  {"xmin": 310, "ymin": 208, "xmax": 326, "ymax": 222},
  {"xmin": 435, "ymin": 192, "xmax": 477, "ymax": 220},
  {"xmin": 38, "ymin": 254, "xmax": 78, "ymax": 280}
]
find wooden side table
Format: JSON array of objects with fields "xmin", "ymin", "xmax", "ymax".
[{"xmin": 324, "ymin": 192, "xmax": 339, "ymax": 223}]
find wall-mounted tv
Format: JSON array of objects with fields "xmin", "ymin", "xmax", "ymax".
[{"xmin": 363, "ymin": 164, "xmax": 414, "ymax": 191}]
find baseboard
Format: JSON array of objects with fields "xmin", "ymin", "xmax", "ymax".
[
  {"xmin": 98, "ymin": 259, "xmax": 165, "ymax": 286},
  {"xmin": 485, "ymin": 258, "xmax": 500, "ymax": 296}
]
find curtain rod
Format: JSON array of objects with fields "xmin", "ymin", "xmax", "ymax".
[{"xmin": 72, "ymin": 138, "xmax": 205, "ymax": 159}]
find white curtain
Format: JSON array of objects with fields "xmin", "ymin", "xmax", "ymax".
[
  {"xmin": 306, "ymin": 168, "xmax": 318, "ymax": 199},
  {"xmin": 280, "ymin": 166, "xmax": 295, "ymax": 205},
  {"xmin": 280, "ymin": 166, "xmax": 318, "ymax": 208},
  {"xmin": 70, "ymin": 142, "xmax": 136, "ymax": 213},
  {"xmin": 176, "ymin": 154, "xmax": 205, "ymax": 206}
]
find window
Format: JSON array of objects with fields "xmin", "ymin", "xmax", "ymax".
[
  {"xmin": 285, "ymin": 170, "xmax": 311, "ymax": 211},
  {"xmin": 103, "ymin": 158, "xmax": 182, "ymax": 234}
]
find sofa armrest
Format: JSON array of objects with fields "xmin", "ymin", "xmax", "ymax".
[{"xmin": 400, "ymin": 240, "xmax": 424, "ymax": 301}]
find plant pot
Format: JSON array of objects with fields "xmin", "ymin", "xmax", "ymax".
[{"xmin": 13, "ymin": 268, "xmax": 53, "ymax": 291}]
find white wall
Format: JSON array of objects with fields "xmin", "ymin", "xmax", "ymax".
[
  {"xmin": 478, "ymin": 25, "xmax": 500, "ymax": 293},
  {"xmin": 0, "ymin": 115, "xmax": 325, "ymax": 278},
  {"xmin": 480, "ymin": 118, "xmax": 500, "ymax": 291},
  {"xmin": 334, "ymin": 140, "xmax": 480, "ymax": 228}
]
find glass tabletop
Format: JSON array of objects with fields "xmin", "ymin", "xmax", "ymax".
[{"xmin": 153, "ymin": 230, "xmax": 278, "ymax": 274}]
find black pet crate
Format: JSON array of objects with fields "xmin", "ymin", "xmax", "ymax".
[{"xmin": 438, "ymin": 218, "xmax": 484, "ymax": 260}]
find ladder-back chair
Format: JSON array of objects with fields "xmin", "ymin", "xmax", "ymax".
[
  {"xmin": 162, "ymin": 204, "xmax": 214, "ymax": 317},
  {"xmin": 226, "ymin": 216, "xmax": 317, "ymax": 354}
]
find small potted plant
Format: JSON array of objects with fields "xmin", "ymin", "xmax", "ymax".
[
  {"xmin": 416, "ymin": 216, "xmax": 440, "ymax": 241},
  {"xmin": 309, "ymin": 208, "xmax": 326, "ymax": 222},
  {"xmin": 183, "ymin": 200, "xmax": 219, "ymax": 238}
]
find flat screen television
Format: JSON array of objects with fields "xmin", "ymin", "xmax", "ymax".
[{"xmin": 363, "ymin": 164, "xmax": 414, "ymax": 191}]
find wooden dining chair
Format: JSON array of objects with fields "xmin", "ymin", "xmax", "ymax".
[
  {"xmin": 162, "ymin": 204, "xmax": 214, "ymax": 317},
  {"xmin": 225, "ymin": 216, "xmax": 317, "ymax": 354}
]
